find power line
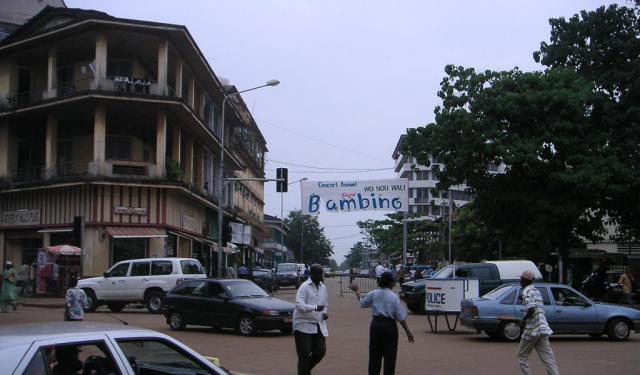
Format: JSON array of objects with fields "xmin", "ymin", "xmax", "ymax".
[
  {"xmin": 267, "ymin": 159, "xmax": 393, "ymax": 171},
  {"xmin": 258, "ymin": 118, "xmax": 390, "ymax": 163},
  {"xmin": 265, "ymin": 168, "xmax": 392, "ymax": 174}
]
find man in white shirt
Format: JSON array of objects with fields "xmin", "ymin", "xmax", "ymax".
[
  {"xmin": 293, "ymin": 264, "xmax": 328, "ymax": 375},
  {"xmin": 375, "ymin": 263, "xmax": 384, "ymax": 278}
]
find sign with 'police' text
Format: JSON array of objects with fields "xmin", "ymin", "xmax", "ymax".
[
  {"xmin": 301, "ymin": 179, "xmax": 408, "ymax": 215},
  {"xmin": 424, "ymin": 279, "xmax": 480, "ymax": 313}
]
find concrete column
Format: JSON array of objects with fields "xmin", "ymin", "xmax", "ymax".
[
  {"xmin": 94, "ymin": 32, "xmax": 108, "ymax": 89},
  {"xmin": 194, "ymin": 145, "xmax": 203, "ymax": 190},
  {"xmin": 172, "ymin": 127, "xmax": 181, "ymax": 163},
  {"xmin": 0, "ymin": 123, "xmax": 9, "ymax": 177},
  {"xmin": 45, "ymin": 46, "xmax": 57, "ymax": 99},
  {"xmin": 155, "ymin": 110, "xmax": 167, "ymax": 177},
  {"xmin": 188, "ymin": 78, "xmax": 195, "ymax": 109},
  {"xmin": 175, "ymin": 60, "xmax": 183, "ymax": 98},
  {"xmin": 93, "ymin": 104, "xmax": 106, "ymax": 162},
  {"xmin": 157, "ymin": 38, "xmax": 169, "ymax": 96},
  {"xmin": 184, "ymin": 139, "xmax": 194, "ymax": 184},
  {"xmin": 45, "ymin": 115, "xmax": 58, "ymax": 178}
]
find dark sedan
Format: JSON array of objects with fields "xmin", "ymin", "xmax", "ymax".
[
  {"xmin": 162, "ymin": 279, "xmax": 295, "ymax": 336},
  {"xmin": 251, "ymin": 269, "xmax": 279, "ymax": 292}
]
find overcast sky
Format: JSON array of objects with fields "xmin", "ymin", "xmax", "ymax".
[{"xmin": 68, "ymin": 0, "xmax": 618, "ymax": 263}]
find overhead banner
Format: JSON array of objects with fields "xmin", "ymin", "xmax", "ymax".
[{"xmin": 301, "ymin": 179, "xmax": 408, "ymax": 215}]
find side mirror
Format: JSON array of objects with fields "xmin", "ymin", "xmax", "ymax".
[
  {"xmin": 217, "ymin": 293, "xmax": 229, "ymax": 301},
  {"xmin": 582, "ymin": 301, "xmax": 592, "ymax": 308},
  {"xmin": 103, "ymin": 272, "xmax": 109, "ymax": 278}
]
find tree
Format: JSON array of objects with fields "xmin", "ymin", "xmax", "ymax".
[
  {"xmin": 285, "ymin": 210, "xmax": 333, "ymax": 264},
  {"xmin": 404, "ymin": 65, "xmax": 610, "ymax": 268},
  {"xmin": 344, "ymin": 241, "xmax": 367, "ymax": 268},
  {"xmin": 534, "ymin": 4, "xmax": 640, "ymax": 241},
  {"xmin": 357, "ymin": 212, "xmax": 442, "ymax": 263}
]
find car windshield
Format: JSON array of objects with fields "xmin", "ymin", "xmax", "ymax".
[
  {"xmin": 225, "ymin": 282, "xmax": 269, "ymax": 298},
  {"xmin": 431, "ymin": 266, "xmax": 454, "ymax": 279},
  {"xmin": 483, "ymin": 284, "xmax": 513, "ymax": 299},
  {"xmin": 277, "ymin": 264, "xmax": 297, "ymax": 272}
]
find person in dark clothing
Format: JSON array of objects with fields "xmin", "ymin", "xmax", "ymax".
[{"xmin": 352, "ymin": 272, "xmax": 414, "ymax": 375}]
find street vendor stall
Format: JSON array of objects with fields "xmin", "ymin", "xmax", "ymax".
[{"xmin": 36, "ymin": 245, "xmax": 81, "ymax": 295}]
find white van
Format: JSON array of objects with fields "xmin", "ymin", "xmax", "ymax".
[{"xmin": 485, "ymin": 260, "xmax": 543, "ymax": 280}]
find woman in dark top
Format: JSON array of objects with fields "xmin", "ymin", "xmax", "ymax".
[{"xmin": 352, "ymin": 272, "xmax": 414, "ymax": 375}]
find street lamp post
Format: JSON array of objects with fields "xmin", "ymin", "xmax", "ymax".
[{"xmin": 217, "ymin": 80, "xmax": 279, "ymax": 278}]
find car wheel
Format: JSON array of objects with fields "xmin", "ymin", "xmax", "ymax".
[
  {"xmin": 607, "ymin": 318, "xmax": 631, "ymax": 341},
  {"xmin": 498, "ymin": 321, "xmax": 521, "ymax": 342},
  {"xmin": 406, "ymin": 302, "xmax": 420, "ymax": 314},
  {"xmin": 169, "ymin": 310, "xmax": 186, "ymax": 330},
  {"xmin": 236, "ymin": 315, "xmax": 257, "ymax": 336},
  {"xmin": 280, "ymin": 327, "xmax": 292, "ymax": 335},
  {"xmin": 145, "ymin": 290, "xmax": 164, "ymax": 314},
  {"xmin": 107, "ymin": 303, "xmax": 126, "ymax": 312},
  {"xmin": 83, "ymin": 289, "xmax": 98, "ymax": 313}
]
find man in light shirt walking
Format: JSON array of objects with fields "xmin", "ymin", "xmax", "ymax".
[
  {"xmin": 293, "ymin": 264, "xmax": 328, "ymax": 375},
  {"xmin": 517, "ymin": 270, "xmax": 560, "ymax": 375}
]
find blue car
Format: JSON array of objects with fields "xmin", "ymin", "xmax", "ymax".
[{"xmin": 460, "ymin": 283, "xmax": 640, "ymax": 342}]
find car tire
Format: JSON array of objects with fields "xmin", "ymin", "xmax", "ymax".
[
  {"xmin": 280, "ymin": 327, "xmax": 293, "ymax": 335},
  {"xmin": 607, "ymin": 318, "xmax": 631, "ymax": 341},
  {"xmin": 236, "ymin": 314, "xmax": 257, "ymax": 336},
  {"xmin": 145, "ymin": 290, "xmax": 164, "ymax": 314},
  {"xmin": 406, "ymin": 302, "xmax": 424, "ymax": 314},
  {"xmin": 169, "ymin": 310, "xmax": 186, "ymax": 331},
  {"xmin": 498, "ymin": 321, "xmax": 521, "ymax": 342},
  {"xmin": 83, "ymin": 289, "xmax": 98, "ymax": 313},
  {"xmin": 107, "ymin": 303, "xmax": 126, "ymax": 312}
]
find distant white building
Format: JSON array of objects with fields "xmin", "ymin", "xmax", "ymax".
[{"xmin": 392, "ymin": 134, "xmax": 475, "ymax": 218}]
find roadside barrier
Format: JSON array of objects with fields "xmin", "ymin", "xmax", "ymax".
[{"xmin": 338, "ymin": 274, "xmax": 379, "ymax": 298}]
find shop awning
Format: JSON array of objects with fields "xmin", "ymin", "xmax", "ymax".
[
  {"xmin": 38, "ymin": 227, "xmax": 72, "ymax": 233},
  {"xmin": 223, "ymin": 242, "xmax": 239, "ymax": 254},
  {"xmin": 105, "ymin": 227, "xmax": 167, "ymax": 239},
  {"xmin": 47, "ymin": 244, "xmax": 81, "ymax": 255}
]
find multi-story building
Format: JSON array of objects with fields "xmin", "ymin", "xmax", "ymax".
[
  {"xmin": 263, "ymin": 214, "xmax": 289, "ymax": 268},
  {"xmin": 392, "ymin": 134, "xmax": 473, "ymax": 217},
  {"xmin": 0, "ymin": 6, "xmax": 268, "ymax": 281}
]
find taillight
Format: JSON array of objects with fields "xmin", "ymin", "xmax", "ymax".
[
  {"xmin": 472, "ymin": 306, "xmax": 479, "ymax": 319},
  {"xmin": 176, "ymin": 278, "xmax": 184, "ymax": 286}
]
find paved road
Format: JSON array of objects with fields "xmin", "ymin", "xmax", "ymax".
[{"xmin": 2, "ymin": 278, "xmax": 639, "ymax": 374}]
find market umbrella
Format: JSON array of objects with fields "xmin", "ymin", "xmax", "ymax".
[{"xmin": 47, "ymin": 244, "xmax": 81, "ymax": 256}]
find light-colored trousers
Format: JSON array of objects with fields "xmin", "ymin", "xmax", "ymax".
[{"xmin": 517, "ymin": 334, "xmax": 559, "ymax": 375}]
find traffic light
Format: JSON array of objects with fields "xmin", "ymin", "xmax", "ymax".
[
  {"xmin": 276, "ymin": 168, "xmax": 288, "ymax": 192},
  {"xmin": 72, "ymin": 216, "xmax": 83, "ymax": 247}
]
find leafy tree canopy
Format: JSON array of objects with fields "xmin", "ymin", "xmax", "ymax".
[{"xmin": 285, "ymin": 210, "xmax": 333, "ymax": 265}]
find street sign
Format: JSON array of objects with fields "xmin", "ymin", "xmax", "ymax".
[{"xmin": 424, "ymin": 279, "xmax": 479, "ymax": 313}]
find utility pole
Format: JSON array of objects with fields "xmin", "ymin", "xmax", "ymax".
[
  {"xmin": 448, "ymin": 189, "xmax": 452, "ymax": 265},
  {"xmin": 402, "ymin": 211, "xmax": 408, "ymax": 265}
]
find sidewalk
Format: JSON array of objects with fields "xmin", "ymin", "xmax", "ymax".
[{"xmin": 18, "ymin": 296, "xmax": 65, "ymax": 309}]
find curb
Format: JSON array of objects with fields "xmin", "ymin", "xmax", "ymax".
[{"xmin": 20, "ymin": 302, "xmax": 64, "ymax": 309}]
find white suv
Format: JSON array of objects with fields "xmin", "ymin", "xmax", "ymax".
[{"xmin": 78, "ymin": 257, "xmax": 207, "ymax": 313}]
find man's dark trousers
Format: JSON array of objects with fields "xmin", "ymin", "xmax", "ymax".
[
  {"xmin": 369, "ymin": 316, "xmax": 398, "ymax": 375},
  {"xmin": 294, "ymin": 327, "xmax": 326, "ymax": 375}
]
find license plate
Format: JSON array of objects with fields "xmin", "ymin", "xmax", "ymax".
[{"xmin": 284, "ymin": 317, "xmax": 292, "ymax": 323}]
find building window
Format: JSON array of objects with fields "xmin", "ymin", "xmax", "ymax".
[
  {"xmin": 112, "ymin": 238, "xmax": 147, "ymax": 265},
  {"xmin": 416, "ymin": 171, "xmax": 430, "ymax": 180},
  {"xmin": 415, "ymin": 188, "xmax": 429, "ymax": 203}
]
